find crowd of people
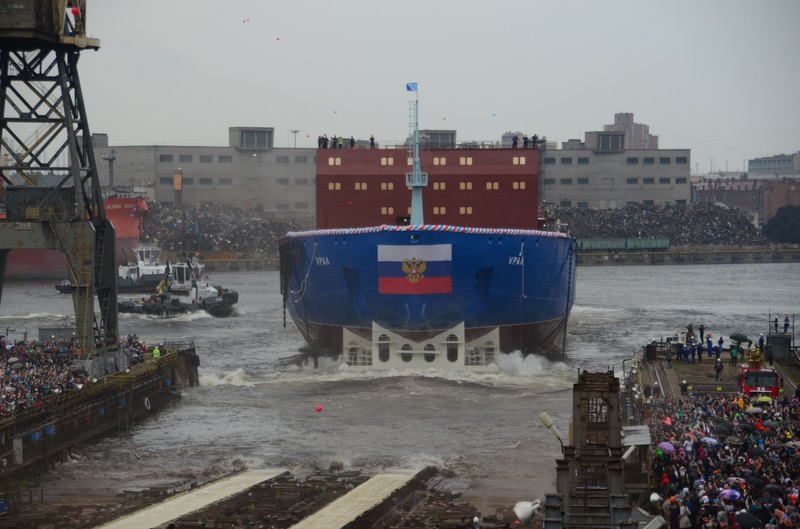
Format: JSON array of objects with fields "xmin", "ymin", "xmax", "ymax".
[
  {"xmin": 645, "ymin": 389, "xmax": 800, "ymax": 528},
  {"xmin": 0, "ymin": 334, "xmax": 149, "ymax": 418},
  {"xmin": 556, "ymin": 202, "xmax": 767, "ymax": 247},
  {"xmin": 141, "ymin": 201, "xmax": 309, "ymax": 255}
]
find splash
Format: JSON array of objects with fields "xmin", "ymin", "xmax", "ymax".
[
  {"xmin": 494, "ymin": 351, "xmax": 568, "ymax": 377},
  {"xmin": 200, "ymin": 368, "xmax": 254, "ymax": 387}
]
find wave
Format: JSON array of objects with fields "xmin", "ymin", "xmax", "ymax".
[
  {"xmin": 199, "ymin": 368, "xmax": 255, "ymax": 387},
  {"xmin": 0, "ymin": 312, "xmax": 67, "ymax": 321},
  {"xmin": 119, "ymin": 310, "xmax": 213, "ymax": 322}
]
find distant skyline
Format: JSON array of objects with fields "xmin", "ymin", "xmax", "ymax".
[{"xmin": 78, "ymin": 0, "xmax": 799, "ymax": 174}]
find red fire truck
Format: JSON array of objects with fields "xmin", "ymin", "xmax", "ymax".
[{"xmin": 738, "ymin": 346, "xmax": 781, "ymax": 398}]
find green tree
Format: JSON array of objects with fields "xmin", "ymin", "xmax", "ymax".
[{"xmin": 763, "ymin": 205, "xmax": 800, "ymax": 243}]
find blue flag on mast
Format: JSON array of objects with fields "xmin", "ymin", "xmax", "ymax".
[{"xmin": 406, "ymin": 82, "xmax": 418, "ymax": 92}]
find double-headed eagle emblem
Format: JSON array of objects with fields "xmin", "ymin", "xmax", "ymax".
[{"xmin": 401, "ymin": 257, "xmax": 426, "ymax": 283}]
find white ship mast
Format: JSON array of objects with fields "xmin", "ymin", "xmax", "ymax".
[{"xmin": 405, "ymin": 83, "xmax": 427, "ymax": 225}]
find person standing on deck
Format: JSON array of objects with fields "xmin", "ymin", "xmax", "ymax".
[
  {"xmin": 698, "ymin": 324, "xmax": 705, "ymax": 343},
  {"xmin": 369, "ymin": 135, "xmax": 375, "ymax": 149},
  {"xmin": 785, "ymin": 315, "xmax": 790, "ymax": 333},
  {"xmin": 775, "ymin": 317, "xmax": 779, "ymax": 333},
  {"xmin": 759, "ymin": 333, "xmax": 765, "ymax": 353},
  {"xmin": 714, "ymin": 359, "xmax": 723, "ymax": 381},
  {"xmin": 707, "ymin": 336, "xmax": 714, "ymax": 359}
]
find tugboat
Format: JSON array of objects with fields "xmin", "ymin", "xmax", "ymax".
[{"xmin": 118, "ymin": 261, "xmax": 238, "ymax": 318}]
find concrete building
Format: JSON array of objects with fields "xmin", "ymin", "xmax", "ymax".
[
  {"xmin": 540, "ymin": 130, "xmax": 691, "ymax": 209},
  {"xmin": 92, "ymin": 128, "xmax": 317, "ymax": 223},
  {"xmin": 748, "ymin": 151, "xmax": 800, "ymax": 176},
  {"xmin": 692, "ymin": 175, "xmax": 800, "ymax": 225},
  {"xmin": 603, "ymin": 112, "xmax": 659, "ymax": 150}
]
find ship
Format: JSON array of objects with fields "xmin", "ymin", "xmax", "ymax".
[
  {"xmin": 280, "ymin": 90, "xmax": 576, "ymax": 369},
  {"xmin": 5, "ymin": 189, "xmax": 148, "ymax": 279}
]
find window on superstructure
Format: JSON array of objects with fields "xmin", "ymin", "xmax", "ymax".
[
  {"xmin": 446, "ymin": 334, "xmax": 459, "ymax": 363},
  {"xmin": 459, "ymin": 206, "xmax": 473, "ymax": 215},
  {"xmin": 407, "ymin": 158, "xmax": 413, "ymax": 166},
  {"xmin": 424, "ymin": 344, "xmax": 436, "ymax": 363},
  {"xmin": 179, "ymin": 155, "xmax": 193, "ymax": 163},
  {"xmin": 433, "ymin": 206, "xmax": 446, "ymax": 215},
  {"xmin": 400, "ymin": 344, "xmax": 412, "ymax": 363},
  {"xmin": 459, "ymin": 157, "xmax": 473, "ymax": 166},
  {"xmin": 459, "ymin": 182, "xmax": 473, "ymax": 190},
  {"xmin": 219, "ymin": 155, "xmax": 232, "ymax": 163},
  {"xmin": 378, "ymin": 335, "xmax": 390, "ymax": 363},
  {"xmin": 513, "ymin": 156, "xmax": 526, "ymax": 165},
  {"xmin": 199, "ymin": 155, "xmax": 213, "ymax": 163},
  {"xmin": 380, "ymin": 157, "xmax": 394, "ymax": 166},
  {"xmin": 159, "ymin": 154, "xmax": 173, "ymax": 162}
]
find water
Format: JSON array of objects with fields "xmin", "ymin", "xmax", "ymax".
[{"xmin": 1, "ymin": 263, "xmax": 798, "ymax": 510}]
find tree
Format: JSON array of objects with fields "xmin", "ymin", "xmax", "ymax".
[{"xmin": 763, "ymin": 205, "xmax": 800, "ymax": 244}]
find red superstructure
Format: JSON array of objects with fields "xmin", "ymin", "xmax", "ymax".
[
  {"xmin": 316, "ymin": 148, "xmax": 540, "ymax": 230},
  {"xmin": 4, "ymin": 194, "xmax": 148, "ymax": 279}
]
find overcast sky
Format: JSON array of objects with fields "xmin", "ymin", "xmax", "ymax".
[{"xmin": 79, "ymin": 0, "xmax": 799, "ymax": 174}]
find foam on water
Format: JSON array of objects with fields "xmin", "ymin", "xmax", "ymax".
[{"xmin": 199, "ymin": 367, "xmax": 255, "ymax": 387}]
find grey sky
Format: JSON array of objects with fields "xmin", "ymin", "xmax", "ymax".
[{"xmin": 80, "ymin": 0, "xmax": 799, "ymax": 174}]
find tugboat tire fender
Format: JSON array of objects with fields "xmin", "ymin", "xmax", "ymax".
[{"xmin": 144, "ymin": 397, "xmax": 151, "ymax": 411}]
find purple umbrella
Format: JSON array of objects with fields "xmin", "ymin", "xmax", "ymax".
[
  {"xmin": 719, "ymin": 489, "xmax": 742, "ymax": 501},
  {"xmin": 658, "ymin": 441, "xmax": 675, "ymax": 453}
]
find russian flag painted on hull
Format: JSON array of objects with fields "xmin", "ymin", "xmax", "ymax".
[{"xmin": 378, "ymin": 244, "xmax": 452, "ymax": 295}]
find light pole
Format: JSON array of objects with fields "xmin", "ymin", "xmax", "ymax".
[{"xmin": 290, "ymin": 129, "xmax": 300, "ymax": 148}]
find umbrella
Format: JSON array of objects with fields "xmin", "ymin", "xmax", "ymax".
[
  {"xmin": 701, "ymin": 437, "xmax": 720, "ymax": 445},
  {"xmin": 720, "ymin": 489, "xmax": 742, "ymax": 501},
  {"xmin": 757, "ymin": 395, "xmax": 773, "ymax": 404},
  {"xmin": 739, "ymin": 423, "xmax": 756, "ymax": 432},
  {"xmin": 763, "ymin": 420, "xmax": 780, "ymax": 428},
  {"xmin": 715, "ymin": 423, "xmax": 734, "ymax": 435},
  {"xmin": 764, "ymin": 484, "xmax": 784, "ymax": 495},
  {"xmin": 10, "ymin": 362, "xmax": 22, "ymax": 369},
  {"xmin": 730, "ymin": 333, "xmax": 750, "ymax": 343},
  {"xmin": 745, "ymin": 407, "xmax": 764, "ymax": 415},
  {"xmin": 735, "ymin": 512, "xmax": 765, "ymax": 529},
  {"xmin": 6, "ymin": 356, "xmax": 19, "ymax": 363},
  {"xmin": 749, "ymin": 447, "xmax": 766, "ymax": 457},
  {"xmin": 727, "ymin": 435, "xmax": 745, "ymax": 446},
  {"xmin": 727, "ymin": 477, "xmax": 747, "ymax": 484},
  {"xmin": 658, "ymin": 441, "xmax": 676, "ymax": 453},
  {"xmin": 747, "ymin": 476, "xmax": 765, "ymax": 489}
]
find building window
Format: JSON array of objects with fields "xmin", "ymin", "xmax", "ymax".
[
  {"xmin": 199, "ymin": 178, "xmax": 213, "ymax": 185},
  {"xmin": 578, "ymin": 157, "xmax": 589, "ymax": 165},
  {"xmin": 295, "ymin": 178, "xmax": 308, "ymax": 185},
  {"xmin": 241, "ymin": 130, "xmax": 268, "ymax": 149},
  {"xmin": 587, "ymin": 397, "xmax": 608, "ymax": 423},
  {"xmin": 159, "ymin": 154, "xmax": 173, "ymax": 162},
  {"xmin": 560, "ymin": 200, "xmax": 572, "ymax": 207},
  {"xmin": 276, "ymin": 155, "xmax": 289, "ymax": 163},
  {"xmin": 659, "ymin": 177, "xmax": 670, "ymax": 184},
  {"xmin": 179, "ymin": 155, "xmax": 193, "ymax": 163},
  {"xmin": 676, "ymin": 177, "xmax": 687, "ymax": 184},
  {"xmin": 459, "ymin": 206, "xmax": 473, "ymax": 214},
  {"xmin": 544, "ymin": 157, "xmax": 556, "ymax": 165},
  {"xmin": 276, "ymin": 178, "xmax": 289, "ymax": 185},
  {"xmin": 544, "ymin": 178, "xmax": 556, "ymax": 185},
  {"xmin": 159, "ymin": 177, "xmax": 172, "ymax": 184},
  {"xmin": 627, "ymin": 157, "xmax": 639, "ymax": 165},
  {"xmin": 561, "ymin": 158, "xmax": 572, "ymax": 165},
  {"xmin": 219, "ymin": 155, "xmax": 232, "ymax": 163},
  {"xmin": 676, "ymin": 157, "xmax": 688, "ymax": 164},
  {"xmin": 219, "ymin": 177, "xmax": 232, "ymax": 185},
  {"xmin": 295, "ymin": 202, "xmax": 308, "ymax": 209},
  {"xmin": 626, "ymin": 178, "xmax": 639, "ymax": 184},
  {"xmin": 294, "ymin": 156, "xmax": 308, "ymax": 163},
  {"xmin": 643, "ymin": 177, "xmax": 655, "ymax": 184},
  {"xmin": 659, "ymin": 157, "xmax": 671, "ymax": 164},
  {"xmin": 199, "ymin": 155, "xmax": 213, "ymax": 163},
  {"xmin": 183, "ymin": 177, "xmax": 194, "ymax": 185},
  {"xmin": 577, "ymin": 178, "xmax": 589, "ymax": 185},
  {"xmin": 643, "ymin": 157, "xmax": 654, "ymax": 165},
  {"xmin": 577, "ymin": 202, "xmax": 589, "ymax": 209},
  {"xmin": 560, "ymin": 178, "xmax": 572, "ymax": 185}
]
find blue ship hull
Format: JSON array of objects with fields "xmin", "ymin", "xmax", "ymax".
[{"xmin": 280, "ymin": 225, "xmax": 576, "ymax": 364}]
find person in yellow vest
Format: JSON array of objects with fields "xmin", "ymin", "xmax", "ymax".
[{"xmin": 152, "ymin": 345, "xmax": 161, "ymax": 360}]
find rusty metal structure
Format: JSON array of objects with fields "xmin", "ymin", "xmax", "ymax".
[
  {"xmin": 545, "ymin": 370, "xmax": 643, "ymax": 529},
  {"xmin": 0, "ymin": 0, "xmax": 117, "ymax": 355}
]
